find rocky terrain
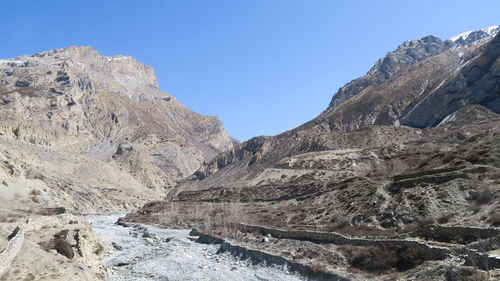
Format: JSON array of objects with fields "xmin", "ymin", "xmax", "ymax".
[
  {"xmin": 122, "ymin": 26, "xmax": 500, "ymax": 280},
  {"xmin": 1, "ymin": 214, "xmax": 108, "ymax": 281},
  {"xmin": 0, "ymin": 47, "xmax": 235, "ymax": 280},
  {"xmin": 86, "ymin": 214, "xmax": 305, "ymax": 281}
]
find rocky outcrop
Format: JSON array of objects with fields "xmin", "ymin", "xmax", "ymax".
[
  {"xmin": 328, "ymin": 35, "xmax": 453, "ymax": 109},
  {"xmin": 192, "ymin": 136, "xmax": 271, "ymax": 180}
]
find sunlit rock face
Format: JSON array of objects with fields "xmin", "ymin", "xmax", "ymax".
[{"xmin": 0, "ymin": 46, "xmax": 234, "ymax": 189}]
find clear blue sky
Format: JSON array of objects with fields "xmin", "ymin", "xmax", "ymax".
[{"xmin": 1, "ymin": 1, "xmax": 499, "ymax": 140}]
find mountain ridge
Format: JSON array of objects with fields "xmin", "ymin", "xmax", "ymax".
[{"xmin": 174, "ymin": 26, "xmax": 500, "ymax": 197}]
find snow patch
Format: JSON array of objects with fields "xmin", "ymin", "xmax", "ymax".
[
  {"xmin": 417, "ymin": 80, "xmax": 429, "ymax": 97},
  {"xmin": 438, "ymin": 113, "xmax": 456, "ymax": 126},
  {"xmin": 0, "ymin": 59, "xmax": 25, "ymax": 65},
  {"xmin": 107, "ymin": 56, "xmax": 131, "ymax": 62},
  {"xmin": 449, "ymin": 25, "xmax": 499, "ymax": 43}
]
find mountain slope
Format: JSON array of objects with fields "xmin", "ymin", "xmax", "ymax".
[
  {"xmin": 0, "ymin": 46, "xmax": 234, "ymax": 190},
  {"xmin": 166, "ymin": 27, "xmax": 500, "ymax": 232},
  {"xmin": 174, "ymin": 26, "xmax": 500, "ymax": 194}
]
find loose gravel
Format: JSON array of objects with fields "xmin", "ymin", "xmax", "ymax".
[{"xmin": 86, "ymin": 214, "xmax": 305, "ymax": 281}]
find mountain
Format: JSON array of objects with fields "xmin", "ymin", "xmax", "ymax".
[
  {"xmin": 0, "ymin": 46, "xmax": 237, "ymax": 215},
  {"xmin": 0, "ymin": 46, "xmax": 234, "ymax": 190},
  {"xmin": 322, "ymin": 25, "xmax": 500, "ymax": 130},
  {"xmin": 174, "ymin": 25, "xmax": 500, "ymax": 191},
  {"xmin": 120, "ymin": 26, "xmax": 500, "ymax": 279}
]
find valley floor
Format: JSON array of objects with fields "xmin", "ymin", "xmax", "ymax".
[{"xmin": 86, "ymin": 214, "xmax": 304, "ymax": 281}]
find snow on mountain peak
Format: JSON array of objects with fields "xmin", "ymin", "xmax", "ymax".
[{"xmin": 449, "ymin": 25, "xmax": 499, "ymax": 44}]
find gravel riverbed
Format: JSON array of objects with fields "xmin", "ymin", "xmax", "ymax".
[{"xmin": 86, "ymin": 214, "xmax": 305, "ymax": 281}]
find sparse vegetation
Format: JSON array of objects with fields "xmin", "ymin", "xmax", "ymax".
[
  {"xmin": 341, "ymin": 244, "xmax": 425, "ymax": 272},
  {"xmin": 155, "ymin": 202, "xmax": 247, "ymax": 229},
  {"xmin": 468, "ymin": 189, "xmax": 494, "ymax": 205},
  {"xmin": 437, "ymin": 214, "xmax": 453, "ymax": 224},
  {"xmin": 341, "ymin": 245, "xmax": 397, "ymax": 271},
  {"xmin": 39, "ymin": 229, "xmax": 74, "ymax": 259},
  {"xmin": 93, "ymin": 242, "xmax": 104, "ymax": 255}
]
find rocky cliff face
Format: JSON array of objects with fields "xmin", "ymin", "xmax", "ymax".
[{"xmin": 0, "ymin": 46, "xmax": 234, "ymax": 189}]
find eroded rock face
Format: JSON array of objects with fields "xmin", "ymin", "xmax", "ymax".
[{"xmin": 0, "ymin": 46, "xmax": 234, "ymax": 189}]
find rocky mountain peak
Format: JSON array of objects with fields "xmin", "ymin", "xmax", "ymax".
[
  {"xmin": 374, "ymin": 35, "xmax": 452, "ymax": 80},
  {"xmin": 328, "ymin": 25, "xmax": 499, "ymax": 110},
  {"xmin": 34, "ymin": 45, "xmax": 100, "ymax": 59},
  {"xmin": 3, "ymin": 46, "xmax": 160, "ymax": 96}
]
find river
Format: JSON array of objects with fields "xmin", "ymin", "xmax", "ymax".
[{"xmin": 86, "ymin": 214, "xmax": 306, "ymax": 281}]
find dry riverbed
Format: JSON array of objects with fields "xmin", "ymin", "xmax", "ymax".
[{"xmin": 86, "ymin": 214, "xmax": 305, "ymax": 281}]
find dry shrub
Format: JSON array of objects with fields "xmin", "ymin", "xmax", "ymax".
[
  {"xmin": 326, "ymin": 215, "xmax": 351, "ymax": 232},
  {"xmin": 157, "ymin": 202, "xmax": 247, "ymax": 229},
  {"xmin": 400, "ymin": 223, "xmax": 418, "ymax": 233},
  {"xmin": 29, "ymin": 189, "xmax": 41, "ymax": 196},
  {"xmin": 445, "ymin": 265, "xmax": 489, "ymax": 281},
  {"xmin": 342, "ymin": 244, "xmax": 425, "ymax": 272},
  {"xmin": 38, "ymin": 207, "xmax": 66, "ymax": 216},
  {"xmin": 396, "ymin": 246, "xmax": 425, "ymax": 271},
  {"xmin": 351, "ymin": 224, "xmax": 397, "ymax": 236},
  {"xmin": 307, "ymin": 263, "xmax": 328, "ymax": 276},
  {"xmin": 342, "ymin": 245, "xmax": 397, "ymax": 271},
  {"xmin": 468, "ymin": 189, "xmax": 494, "ymax": 206},
  {"xmin": 466, "ymin": 152, "xmax": 484, "ymax": 164},
  {"xmin": 399, "ymin": 217, "xmax": 435, "ymax": 234},
  {"xmin": 325, "ymin": 216, "xmax": 397, "ymax": 237},
  {"xmin": 289, "ymin": 212, "xmax": 307, "ymax": 224},
  {"xmin": 441, "ymin": 152, "xmax": 458, "ymax": 164}
]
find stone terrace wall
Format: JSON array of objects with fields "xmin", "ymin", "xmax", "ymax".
[
  {"xmin": 196, "ymin": 233, "xmax": 349, "ymax": 281},
  {"xmin": 231, "ymin": 223, "xmax": 500, "ymax": 270},
  {"xmin": 0, "ymin": 228, "xmax": 24, "ymax": 278}
]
